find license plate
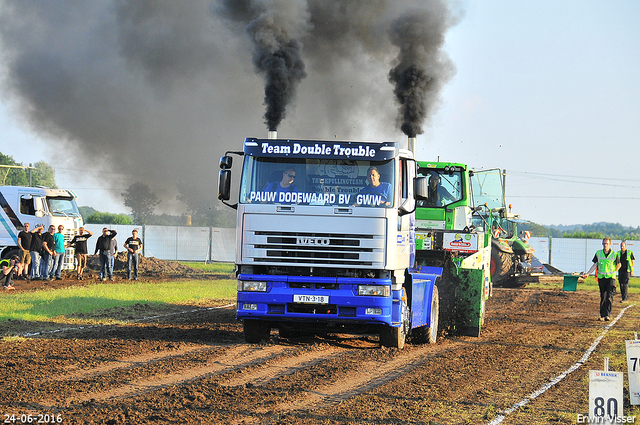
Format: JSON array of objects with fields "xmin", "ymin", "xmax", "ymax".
[{"xmin": 293, "ymin": 294, "xmax": 329, "ymax": 304}]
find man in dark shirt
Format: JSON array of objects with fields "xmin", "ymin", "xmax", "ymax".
[
  {"xmin": 40, "ymin": 225, "xmax": 56, "ymax": 281},
  {"xmin": 618, "ymin": 241, "xmax": 635, "ymax": 302},
  {"xmin": 17, "ymin": 222, "xmax": 32, "ymax": 280},
  {"xmin": 29, "ymin": 224, "xmax": 44, "ymax": 280},
  {"xmin": 68, "ymin": 227, "xmax": 93, "ymax": 280},
  {"xmin": 124, "ymin": 229, "xmax": 143, "ymax": 280},
  {"xmin": 94, "ymin": 228, "xmax": 117, "ymax": 281}
]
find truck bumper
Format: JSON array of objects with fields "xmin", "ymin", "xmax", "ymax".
[{"xmin": 236, "ymin": 274, "xmax": 398, "ymax": 327}]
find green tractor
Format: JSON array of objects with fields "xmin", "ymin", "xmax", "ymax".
[
  {"xmin": 413, "ymin": 163, "xmax": 538, "ymax": 335},
  {"xmin": 413, "ymin": 162, "xmax": 495, "ymax": 337},
  {"xmin": 469, "ymin": 168, "xmax": 538, "ymax": 286}
]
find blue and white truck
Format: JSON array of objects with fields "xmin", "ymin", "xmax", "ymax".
[{"xmin": 218, "ymin": 135, "xmax": 487, "ymax": 348}]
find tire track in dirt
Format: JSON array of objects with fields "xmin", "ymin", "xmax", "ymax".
[
  {"xmin": 41, "ymin": 343, "xmax": 348, "ymax": 408},
  {"xmin": 54, "ymin": 344, "xmax": 225, "ymax": 382},
  {"xmin": 218, "ymin": 345, "xmax": 344, "ymax": 388},
  {"xmin": 230, "ymin": 343, "xmax": 460, "ymax": 425},
  {"xmin": 40, "ymin": 344, "xmax": 285, "ymax": 406}
]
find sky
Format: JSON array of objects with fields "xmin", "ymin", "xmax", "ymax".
[{"xmin": 0, "ymin": 0, "xmax": 638, "ymax": 228}]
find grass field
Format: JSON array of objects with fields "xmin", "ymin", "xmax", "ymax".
[{"xmin": 0, "ymin": 262, "xmax": 237, "ymax": 328}]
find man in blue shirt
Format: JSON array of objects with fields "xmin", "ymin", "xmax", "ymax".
[
  {"xmin": 359, "ymin": 166, "xmax": 392, "ymax": 206},
  {"xmin": 264, "ymin": 168, "xmax": 299, "ymax": 203}
]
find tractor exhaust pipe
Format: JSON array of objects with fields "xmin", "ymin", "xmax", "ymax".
[{"xmin": 268, "ymin": 130, "xmax": 277, "ymax": 140}]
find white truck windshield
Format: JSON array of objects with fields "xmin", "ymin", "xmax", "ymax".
[
  {"xmin": 46, "ymin": 197, "xmax": 81, "ymax": 217},
  {"xmin": 240, "ymin": 156, "xmax": 396, "ymax": 207}
]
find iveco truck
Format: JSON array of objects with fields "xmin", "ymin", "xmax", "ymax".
[{"xmin": 218, "ymin": 136, "xmax": 491, "ymax": 348}]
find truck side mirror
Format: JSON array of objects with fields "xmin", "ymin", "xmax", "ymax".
[
  {"xmin": 35, "ymin": 210, "xmax": 44, "ymax": 218},
  {"xmin": 414, "ymin": 176, "xmax": 428, "ymax": 200},
  {"xmin": 218, "ymin": 169, "xmax": 231, "ymax": 201},
  {"xmin": 219, "ymin": 156, "xmax": 232, "ymax": 169}
]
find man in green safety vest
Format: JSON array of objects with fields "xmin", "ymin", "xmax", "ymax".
[
  {"xmin": 583, "ymin": 238, "xmax": 621, "ymax": 321},
  {"xmin": 617, "ymin": 241, "xmax": 635, "ymax": 303}
]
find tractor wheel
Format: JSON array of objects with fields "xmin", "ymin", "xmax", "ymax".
[
  {"xmin": 243, "ymin": 319, "xmax": 270, "ymax": 343},
  {"xmin": 491, "ymin": 248, "xmax": 513, "ymax": 287},
  {"xmin": 380, "ymin": 289, "xmax": 409, "ymax": 349}
]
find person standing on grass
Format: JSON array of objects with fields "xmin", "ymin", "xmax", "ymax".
[
  {"xmin": 124, "ymin": 229, "xmax": 143, "ymax": 280},
  {"xmin": 68, "ymin": 227, "xmax": 93, "ymax": 280},
  {"xmin": 41, "ymin": 225, "xmax": 56, "ymax": 280},
  {"xmin": 29, "ymin": 224, "xmax": 44, "ymax": 280},
  {"xmin": 17, "ymin": 222, "xmax": 32, "ymax": 280},
  {"xmin": 50, "ymin": 225, "xmax": 66, "ymax": 280},
  {"xmin": 101, "ymin": 236, "xmax": 118, "ymax": 280},
  {"xmin": 583, "ymin": 238, "xmax": 620, "ymax": 321},
  {"xmin": 617, "ymin": 241, "xmax": 635, "ymax": 303},
  {"xmin": 94, "ymin": 228, "xmax": 117, "ymax": 281}
]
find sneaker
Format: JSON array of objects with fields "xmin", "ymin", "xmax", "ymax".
[
  {"xmin": 5, "ymin": 285, "xmax": 15, "ymax": 290},
  {"xmin": 108, "ymin": 277, "xmax": 113, "ymax": 281},
  {"xmin": 598, "ymin": 317, "xmax": 605, "ymax": 321},
  {"xmin": 605, "ymin": 316, "xmax": 611, "ymax": 321},
  {"xmin": 55, "ymin": 277, "xmax": 62, "ymax": 280},
  {"xmin": 101, "ymin": 278, "xmax": 106, "ymax": 282}
]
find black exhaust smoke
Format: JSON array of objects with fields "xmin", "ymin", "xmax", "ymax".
[
  {"xmin": 388, "ymin": 5, "xmax": 455, "ymax": 138},
  {"xmin": 235, "ymin": 0, "xmax": 310, "ymax": 132}
]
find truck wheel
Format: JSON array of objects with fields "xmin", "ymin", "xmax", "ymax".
[
  {"xmin": 243, "ymin": 319, "xmax": 270, "ymax": 343},
  {"xmin": 380, "ymin": 289, "xmax": 408, "ymax": 349},
  {"xmin": 278, "ymin": 326, "xmax": 301, "ymax": 339},
  {"xmin": 412, "ymin": 285, "xmax": 439, "ymax": 344},
  {"xmin": 1, "ymin": 249, "xmax": 20, "ymax": 261},
  {"xmin": 491, "ymin": 248, "xmax": 513, "ymax": 286}
]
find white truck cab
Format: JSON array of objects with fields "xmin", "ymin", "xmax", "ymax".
[{"xmin": 0, "ymin": 186, "xmax": 83, "ymax": 260}]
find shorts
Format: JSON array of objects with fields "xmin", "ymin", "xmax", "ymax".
[
  {"xmin": 75, "ymin": 253, "xmax": 87, "ymax": 269},
  {"xmin": 20, "ymin": 249, "xmax": 31, "ymax": 264}
]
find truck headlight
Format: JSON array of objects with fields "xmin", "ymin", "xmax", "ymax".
[
  {"xmin": 358, "ymin": 285, "xmax": 390, "ymax": 297},
  {"xmin": 238, "ymin": 280, "xmax": 267, "ymax": 292}
]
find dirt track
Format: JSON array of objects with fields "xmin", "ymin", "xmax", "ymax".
[{"xmin": 2, "ymin": 282, "xmax": 639, "ymax": 424}]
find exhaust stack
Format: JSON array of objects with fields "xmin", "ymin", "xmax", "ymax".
[
  {"xmin": 268, "ymin": 130, "xmax": 277, "ymax": 140},
  {"xmin": 408, "ymin": 137, "xmax": 417, "ymax": 155}
]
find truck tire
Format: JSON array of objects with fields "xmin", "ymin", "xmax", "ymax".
[
  {"xmin": 278, "ymin": 326, "xmax": 301, "ymax": 339},
  {"xmin": 243, "ymin": 319, "xmax": 270, "ymax": 343},
  {"xmin": 1, "ymin": 249, "xmax": 20, "ymax": 261},
  {"xmin": 491, "ymin": 248, "xmax": 513, "ymax": 286},
  {"xmin": 380, "ymin": 289, "xmax": 409, "ymax": 349},
  {"xmin": 412, "ymin": 285, "xmax": 439, "ymax": 344}
]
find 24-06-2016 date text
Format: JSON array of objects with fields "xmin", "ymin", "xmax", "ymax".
[{"xmin": 3, "ymin": 414, "xmax": 62, "ymax": 424}]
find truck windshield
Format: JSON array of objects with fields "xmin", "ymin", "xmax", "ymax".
[
  {"xmin": 239, "ymin": 156, "xmax": 396, "ymax": 207},
  {"xmin": 416, "ymin": 168, "xmax": 463, "ymax": 207},
  {"xmin": 46, "ymin": 196, "xmax": 81, "ymax": 217}
]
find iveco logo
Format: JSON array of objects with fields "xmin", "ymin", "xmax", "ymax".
[{"xmin": 297, "ymin": 237, "xmax": 330, "ymax": 246}]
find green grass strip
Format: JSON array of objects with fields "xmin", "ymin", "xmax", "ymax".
[
  {"xmin": 0, "ymin": 279, "xmax": 237, "ymax": 323},
  {"xmin": 179, "ymin": 262, "xmax": 235, "ymax": 273}
]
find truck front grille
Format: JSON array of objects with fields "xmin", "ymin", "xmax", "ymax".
[{"xmin": 246, "ymin": 231, "xmax": 381, "ymax": 267}]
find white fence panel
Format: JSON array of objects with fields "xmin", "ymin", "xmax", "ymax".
[
  {"xmin": 550, "ymin": 238, "xmax": 590, "ymax": 274},
  {"xmin": 144, "ymin": 225, "xmax": 179, "ymax": 260},
  {"xmin": 529, "ymin": 237, "xmax": 549, "ymax": 264},
  {"xmin": 177, "ymin": 227, "xmax": 210, "ymax": 262},
  {"xmin": 211, "ymin": 227, "xmax": 236, "ymax": 262}
]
